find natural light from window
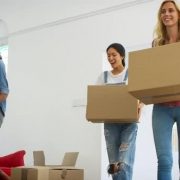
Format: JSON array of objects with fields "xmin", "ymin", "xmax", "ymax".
[{"xmin": 0, "ymin": 45, "xmax": 8, "ymax": 71}]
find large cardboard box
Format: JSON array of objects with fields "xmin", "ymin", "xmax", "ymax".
[
  {"xmin": 49, "ymin": 167, "xmax": 84, "ymax": 180},
  {"xmin": 11, "ymin": 166, "xmax": 49, "ymax": 180},
  {"xmin": 128, "ymin": 42, "xmax": 180, "ymax": 104},
  {"xmin": 86, "ymin": 84, "xmax": 139, "ymax": 123}
]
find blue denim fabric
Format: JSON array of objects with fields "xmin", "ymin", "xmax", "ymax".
[
  {"xmin": 152, "ymin": 104, "xmax": 180, "ymax": 180},
  {"xmin": 104, "ymin": 123, "xmax": 138, "ymax": 180},
  {"xmin": 0, "ymin": 60, "xmax": 9, "ymax": 115}
]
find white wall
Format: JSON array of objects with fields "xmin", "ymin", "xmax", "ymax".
[{"xmin": 0, "ymin": 0, "xmax": 179, "ymax": 180}]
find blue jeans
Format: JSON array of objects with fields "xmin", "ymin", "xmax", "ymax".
[
  {"xmin": 104, "ymin": 123, "xmax": 138, "ymax": 180},
  {"xmin": 152, "ymin": 104, "xmax": 180, "ymax": 180}
]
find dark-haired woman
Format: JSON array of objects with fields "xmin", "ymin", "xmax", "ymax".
[{"xmin": 97, "ymin": 43, "xmax": 142, "ymax": 180}]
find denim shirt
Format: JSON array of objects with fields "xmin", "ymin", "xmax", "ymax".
[{"xmin": 0, "ymin": 60, "xmax": 9, "ymax": 116}]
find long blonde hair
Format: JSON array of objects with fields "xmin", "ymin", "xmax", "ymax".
[{"xmin": 153, "ymin": 0, "xmax": 180, "ymax": 46}]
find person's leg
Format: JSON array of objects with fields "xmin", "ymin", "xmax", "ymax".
[
  {"xmin": 104, "ymin": 123, "xmax": 137, "ymax": 180},
  {"xmin": 152, "ymin": 105, "xmax": 174, "ymax": 180},
  {"xmin": 115, "ymin": 123, "xmax": 138, "ymax": 180},
  {"xmin": 174, "ymin": 107, "xmax": 180, "ymax": 177},
  {"xmin": 104, "ymin": 123, "xmax": 120, "ymax": 162},
  {"xmin": 104, "ymin": 123, "xmax": 121, "ymax": 180},
  {"xmin": 0, "ymin": 170, "xmax": 10, "ymax": 180},
  {"xmin": 177, "ymin": 121, "xmax": 180, "ymax": 180}
]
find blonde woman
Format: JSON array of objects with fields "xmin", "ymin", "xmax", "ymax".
[{"xmin": 152, "ymin": 1, "xmax": 180, "ymax": 180}]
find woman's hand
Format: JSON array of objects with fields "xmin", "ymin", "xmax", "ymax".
[{"xmin": 138, "ymin": 101, "xmax": 144, "ymax": 119}]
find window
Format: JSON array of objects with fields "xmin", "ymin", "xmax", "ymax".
[
  {"xmin": 0, "ymin": 45, "xmax": 8, "ymax": 71},
  {"xmin": 0, "ymin": 19, "xmax": 8, "ymax": 71}
]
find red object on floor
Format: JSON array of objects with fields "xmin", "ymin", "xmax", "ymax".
[{"xmin": 0, "ymin": 150, "xmax": 26, "ymax": 176}]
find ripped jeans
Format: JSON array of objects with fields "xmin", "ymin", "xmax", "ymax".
[{"xmin": 104, "ymin": 123, "xmax": 138, "ymax": 180}]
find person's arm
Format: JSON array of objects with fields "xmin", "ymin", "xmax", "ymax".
[
  {"xmin": 138, "ymin": 101, "xmax": 144, "ymax": 119},
  {"xmin": 0, "ymin": 92, "xmax": 8, "ymax": 102}
]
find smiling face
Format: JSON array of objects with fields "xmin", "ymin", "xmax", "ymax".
[
  {"xmin": 160, "ymin": 1, "xmax": 179, "ymax": 28},
  {"xmin": 107, "ymin": 47, "xmax": 124, "ymax": 69}
]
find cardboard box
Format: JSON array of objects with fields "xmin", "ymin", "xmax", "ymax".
[
  {"xmin": 27, "ymin": 167, "xmax": 49, "ymax": 180},
  {"xmin": 128, "ymin": 42, "xmax": 180, "ymax": 104},
  {"xmin": 11, "ymin": 166, "xmax": 84, "ymax": 180},
  {"xmin": 86, "ymin": 84, "xmax": 139, "ymax": 123},
  {"xmin": 33, "ymin": 151, "xmax": 79, "ymax": 167},
  {"xmin": 11, "ymin": 167, "xmax": 29, "ymax": 180},
  {"xmin": 49, "ymin": 167, "xmax": 84, "ymax": 180},
  {"xmin": 11, "ymin": 166, "xmax": 49, "ymax": 180}
]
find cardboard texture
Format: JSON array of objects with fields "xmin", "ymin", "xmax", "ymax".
[
  {"xmin": 33, "ymin": 151, "xmax": 79, "ymax": 167},
  {"xmin": 49, "ymin": 168, "xmax": 84, "ymax": 180},
  {"xmin": 11, "ymin": 166, "xmax": 83, "ymax": 180},
  {"xmin": 27, "ymin": 167, "xmax": 49, "ymax": 180},
  {"xmin": 33, "ymin": 151, "xmax": 45, "ymax": 166},
  {"xmin": 11, "ymin": 166, "xmax": 49, "ymax": 180},
  {"xmin": 11, "ymin": 167, "xmax": 29, "ymax": 180},
  {"xmin": 128, "ymin": 42, "xmax": 180, "ymax": 104},
  {"xmin": 86, "ymin": 84, "xmax": 139, "ymax": 123}
]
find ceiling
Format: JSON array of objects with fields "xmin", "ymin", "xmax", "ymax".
[
  {"xmin": 0, "ymin": 0, "xmax": 159, "ymax": 36},
  {"xmin": 0, "ymin": 0, "xmax": 156, "ymax": 13}
]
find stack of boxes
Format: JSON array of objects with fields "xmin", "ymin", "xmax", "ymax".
[{"xmin": 10, "ymin": 151, "xmax": 84, "ymax": 180}]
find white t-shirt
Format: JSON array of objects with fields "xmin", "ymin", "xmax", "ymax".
[{"xmin": 96, "ymin": 68, "xmax": 127, "ymax": 85}]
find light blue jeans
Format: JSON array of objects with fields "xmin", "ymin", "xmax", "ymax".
[
  {"xmin": 104, "ymin": 123, "xmax": 138, "ymax": 180},
  {"xmin": 152, "ymin": 104, "xmax": 180, "ymax": 180}
]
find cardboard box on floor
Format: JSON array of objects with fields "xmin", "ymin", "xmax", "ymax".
[
  {"xmin": 10, "ymin": 166, "xmax": 49, "ymax": 180},
  {"xmin": 11, "ymin": 166, "xmax": 84, "ymax": 180},
  {"xmin": 128, "ymin": 42, "xmax": 180, "ymax": 104},
  {"xmin": 86, "ymin": 84, "xmax": 139, "ymax": 123}
]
